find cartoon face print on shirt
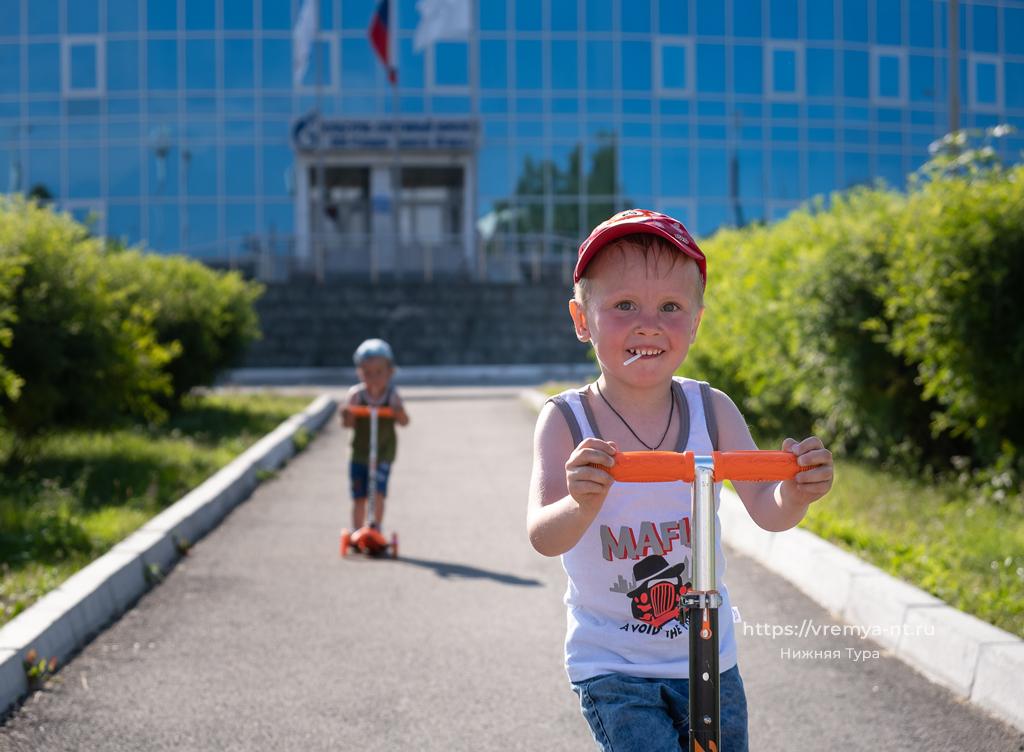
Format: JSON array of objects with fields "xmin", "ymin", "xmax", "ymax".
[{"xmin": 625, "ymin": 554, "xmax": 690, "ymax": 628}]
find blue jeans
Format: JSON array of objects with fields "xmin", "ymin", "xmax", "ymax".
[
  {"xmin": 349, "ymin": 461, "xmax": 392, "ymax": 500},
  {"xmin": 572, "ymin": 666, "xmax": 749, "ymax": 752}
]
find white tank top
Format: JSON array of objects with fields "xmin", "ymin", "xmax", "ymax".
[{"xmin": 551, "ymin": 377, "xmax": 738, "ymax": 683}]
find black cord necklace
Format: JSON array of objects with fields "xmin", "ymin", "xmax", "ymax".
[{"xmin": 595, "ymin": 382, "xmax": 674, "ymax": 451}]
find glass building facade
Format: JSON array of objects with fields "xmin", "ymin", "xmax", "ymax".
[{"xmin": 1, "ymin": 0, "xmax": 1022, "ymax": 280}]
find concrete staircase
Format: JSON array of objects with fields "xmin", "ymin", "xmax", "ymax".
[{"xmin": 243, "ymin": 281, "xmax": 592, "ymax": 367}]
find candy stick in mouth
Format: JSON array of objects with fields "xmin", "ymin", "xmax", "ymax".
[{"xmin": 623, "ymin": 352, "xmax": 643, "ymax": 366}]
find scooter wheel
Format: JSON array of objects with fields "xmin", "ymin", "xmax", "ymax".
[
  {"xmin": 339, "ymin": 529, "xmax": 351, "ymax": 557},
  {"xmin": 390, "ymin": 532, "xmax": 399, "ymax": 559}
]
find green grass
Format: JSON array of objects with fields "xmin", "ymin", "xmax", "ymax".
[
  {"xmin": 797, "ymin": 459, "xmax": 1024, "ymax": 639},
  {"xmin": 540, "ymin": 382, "xmax": 1024, "ymax": 638},
  {"xmin": 0, "ymin": 392, "xmax": 313, "ymax": 626}
]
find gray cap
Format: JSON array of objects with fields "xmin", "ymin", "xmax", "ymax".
[{"xmin": 353, "ymin": 338, "xmax": 395, "ymax": 365}]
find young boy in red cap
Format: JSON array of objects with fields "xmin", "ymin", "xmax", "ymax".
[{"xmin": 527, "ymin": 209, "xmax": 834, "ymax": 751}]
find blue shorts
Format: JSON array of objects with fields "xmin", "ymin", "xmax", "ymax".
[
  {"xmin": 349, "ymin": 461, "xmax": 392, "ymax": 500},
  {"xmin": 572, "ymin": 665, "xmax": 749, "ymax": 752}
]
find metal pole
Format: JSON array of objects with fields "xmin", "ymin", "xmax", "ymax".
[
  {"xmin": 949, "ymin": 0, "xmax": 960, "ymax": 137},
  {"xmin": 314, "ymin": 10, "xmax": 326, "ymax": 284}
]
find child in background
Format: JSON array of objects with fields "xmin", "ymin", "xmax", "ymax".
[
  {"xmin": 340, "ymin": 338, "xmax": 409, "ymax": 530},
  {"xmin": 527, "ymin": 209, "xmax": 833, "ymax": 751}
]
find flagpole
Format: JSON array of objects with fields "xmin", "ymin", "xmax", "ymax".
[{"xmin": 389, "ymin": 0, "xmax": 399, "ymax": 284}]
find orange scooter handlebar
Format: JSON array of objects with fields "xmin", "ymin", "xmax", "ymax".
[
  {"xmin": 347, "ymin": 405, "xmax": 396, "ymax": 419},
  {"xmin": 609, "ymin": 450, "xmax": 804, "ymax": 483}
]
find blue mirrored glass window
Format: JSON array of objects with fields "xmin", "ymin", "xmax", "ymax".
[
  {"xmin": 29, "ymin": 0, "xmax": 58, "ymax": 34},
  {"xmin": 108, "ymin": 145, "xmax": 141, "ymax": 197},
  {"xmin": 697, "ymin": 44, "xmax": 725, "ymax": 93},
  {"xmin": 148, "ymin": 205, "xmax": 180, "ymax": 251},
  {"xmin": 147, "ymin": 41, "xmax": 178, "ymax": 90},
  {"xmin": 972, "ymin": 4, "xmax": 997, "ymax": 53},
  {"xmin": 698, "ymin": 148, "xmax": 728, "ymax": 198},
  {"xmin": 185, "ymin": 40, "xmax": 216, "ymax": 90},
  {"xmin": 621, "ymin": 0, "xmax": 651, "ymax": 33},
  {"xmin": 974, "ymin": 61, "xmax": 997, "ymax": 105},
  {"xmin": 262, "ymin": 144, "xmax": 292, "ymax": 197},
  {"xmin": 587, "ymin": 40, "xmax": 613, "ymax": 89},
  {"xmin": 735, "ymin": 149, "xmax": 762, "ymax": 197},
  {"xmin": 147, "ymin": 0, "xmax": 177, "ymax": 31},
  {"xmin": 586, "ymin": 0, "xmax": 612, "ymax": 32},
  {"xmin": 107, "ymin": 40, "xmax": 139, "ymax": 91},
  {"xmin": 341, "ymin": 39, "xmax": 374, "ymax": 88},
  {"xmin": 772, "ymin": 48, "xmax": 796, "ymax": 93},
  {"xmin": 909, "ymin": 55, "xmax": 933, "ymax": 101},
  {"xmin": 733, "ymin": 0, "xmax": 761, "ymax": 37},
  {"xmin": 70, "ymin": 43, "xmax": 99, "ymax": 90},
  {"xmin": 480, "ymin": 40, "xmax": 507, "ymax": 89},
  {"xmin": 0, "ymin": 1, "xmax": 19, "ymax": 36},
  {"xmin": 697, "ymin": 202, "xmax": 729, "ymax": 236},
  {"xmin": 517, "ymin": 0, "xmax": 542, "ymax": 31},
  {"xmin": 660, "ymin": 147, "xmax": 690, "ymax": 195},
  {"xmin": 28, "ymin": 147, "xmax": 61, "ymax": 196},
  {"xmin": 770, "ymin": 0, "xmax": 797, "ymax": 39},
  {"xmin": 696, "ymin": 0, "xmax": 724, "ymax": 35},
  {"xmin": 225, "ymin": 203, "xmax": 256, "ymax": 242},
  {"xmin": 877, "ymin": 54, "xmax": 901, "ymax": 98},
  {"xmin": 261, "ymin": 39, "xmax": 291, "ymax": 89},
  {"xmin": 661, "ymin": 44, "xmax": 688, "ymax": 90},
  {"xmin": 147, "ymin": 140, "xmax": 179, "ymax": 195},
  {"xmin": 263, "ymin": 202, "xmax": 293, "ymax": 234},
  {"xmin": 622, "ymin": 41, "xmax": 652, "ymax": 92},
  {"xmin": 28, "ymin": 44, "xmax": 60, "ymax": 93},
  {"xmin": 68, "ymin": 147, "xmax": 101, "ymax": 198},
  {"xmin": 808, "ymin": 150, "xmax": 835, "ymax": 196},
  {"xmin": 551, "ymin": 1, "xmax": 577, "ymax": 31},
  {"xmin": 551, "ymin": 40, "xmax": 578, "ymax": 90},
  {"xmin": 262, "ymin": 0, "xmax": 291, "ymax": 30},
  {"xmin": 807, "ymin": 1, "xmax": 833, "ymax": 39},
  {"xmin": 186, "ymin": 144, "xmax": 218, "ymax": 195},
  {"xmin": 320, "ymin": 0, "xmax": 335, "ymax": 29},
  {"xmin": 108, "ymin": 203, "xmax": 141, "ymax": 244},
  {"xmin": 771, "ymin": 149, "xmax": 799, "ymax": 198},
  {"xmin": 844, "ymin": 151, "xmax": 870, "ymax": 187},
  {"xmin": 733, "ymin": 45, "xmax": 762, "ymax": 95},
  {"xmin": 1006, "ymin": 63, "xmax": 1024, "ymax": 108},
  {"xmin": 224, "ymin": 0, "xmax": 254, "ymax": 29},
  {"xmin": 0, "ymin": 45, "xmax": 18, "ymax": 93},
  {"xmin": 842, "ymin": 0, "xmax": 867, "ymax": 42},
  {"xmin": 436, "ymin": 41, "xmax": 469, "ymax": 87},
  {"xmin": 877, "ymin": 153, "xmax": 903, "ymax": 188},
  {"xmin": 909, "ymin": 0, "xmax": 933, "ymax": 47},
  {"xmin": 480, "ymin": 0, "xmax": 506, "ymax": 31},
  {"xmin": 659, "ymin": 0, "xmax": 687, "ymax": 33},
  {"xmin": 876, "ymin": 0, "xmax": 901, "ymax": 45},
  {"xmin": 515, "ymin": 40, "xmax": 541, "ymax": 90},
  {"xmin": 225, "ymin": 145, "xmax": 255, "ymax": 195},
  {"xmin": 806, "ymin": 48, "xmax": 834, "ymax": 96},
  {"xmin": 224, "ymin": 40, "xmax": 255, "ymax": 89},
  {"xmin": 187, "ymin": 203, "xmax": 219, "ymax": 252},
  {"xmin": 107, "ymin": 0, "xmax": 139, "ymax": 31},
  {"xmin": 1006, "ymin": 9, "xmax": 1024, "ymax": 55},
  {"xmin": 185, "ymin": 0, "xmax": 215, "ymax": 29},
  {"xmin": 300, "ymin": 40, "xmax": 334, "ymax": 87},
  {"xmin": 398, "ymin": 38, "xmax": 424, "ymax": 88},
  {"xmin": 68, "ymin": 0, "xmax": 99, "ymax": 33},
  {"xmin": 843, "ymin": 50, "xmax": 868, "ymax": 98},
  {"xmin": 621, "ymin": 145, "xmax": 653, "ymax": 197}
]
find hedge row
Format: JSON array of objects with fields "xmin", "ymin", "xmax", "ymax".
[
  {"xmin": 0, "ymin": 197, "xmax": 263, "ymax": 436},
  {"xmin": 689, "ymin": 160, "xmax": 1024, "ymax": 484}
]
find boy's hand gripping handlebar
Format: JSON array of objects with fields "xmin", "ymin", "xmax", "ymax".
[{"xmin": 606, "ymin": 450, "xmax": 803, "ymax": 752}]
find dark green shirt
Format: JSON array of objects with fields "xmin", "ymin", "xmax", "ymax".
[{"xmin": 350, "ymin": 386, "xmax": 398, "ymax": 464}]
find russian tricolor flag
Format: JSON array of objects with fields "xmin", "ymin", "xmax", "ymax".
[{"xmin": 368, "ymin": 0, "xmax": 396, "ymax": 84}]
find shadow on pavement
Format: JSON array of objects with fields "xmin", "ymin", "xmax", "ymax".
[{"xmin": 395, "ymin": 556, "xmax": 543, "ymax": 587}]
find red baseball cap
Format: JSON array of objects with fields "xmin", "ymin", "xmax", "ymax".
[{"xmin": 574, "ymin": 209, "xmax": 706, "ymax": 287}]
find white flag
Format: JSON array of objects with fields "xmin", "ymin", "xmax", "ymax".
[
  {"xmin": 414, "ymin": 0, "xmax": 470, "ymax": 52},
  {"xmin": 293, "ymin": 0, "xmax": 319, "ymax": 86}
]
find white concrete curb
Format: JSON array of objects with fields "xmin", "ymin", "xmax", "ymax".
[
  {"xmin": 521, "ymin": 388, "xmax": 1024, "ymax": 733},
  {"xmin": 0, "ymin": 394, "xmax": 337, "ymax": 717}
]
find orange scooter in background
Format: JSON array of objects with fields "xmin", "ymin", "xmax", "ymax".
[
  {"xmin": 609, "ymin": 450, "xmax": 803, "ymax": 752},
  {"xmin": 339, "ymin": 405, "xmax": 398, "ymax": 559}
]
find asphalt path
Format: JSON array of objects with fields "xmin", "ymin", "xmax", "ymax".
[{"xmin": 1, "ymin": 386, "xmax": 1022, "ymax": 751}]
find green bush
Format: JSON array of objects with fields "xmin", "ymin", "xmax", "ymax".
[
  {"xmin": 104, "ymin": 250, "xmax": 263, "ymax": 403},
  {"xmin": 0, "ymin": 197, "xmax": 175, "ymax": 435},
  {"xmin": 689, "ymin": 155, "xmax": 1023, "ymax": 481}
]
